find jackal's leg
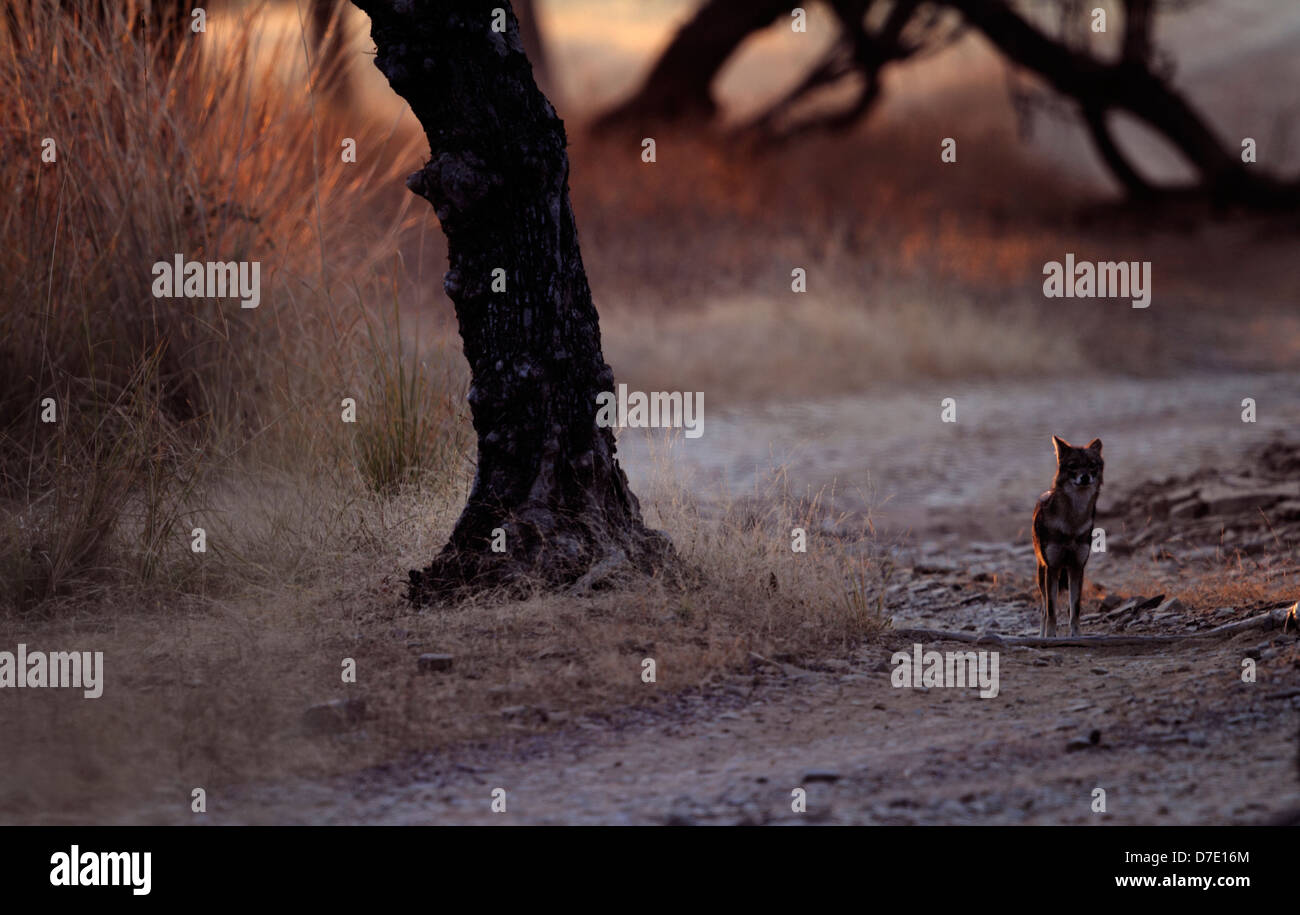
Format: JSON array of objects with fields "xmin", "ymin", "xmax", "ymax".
[
  {"xmin": 1042, "ymin": 564, "xmax": 1058, "ymax": 638},
  {"xmin": 1067, "ymin": 566, "xmax": 1084, "ymax": 637},
  {"xmin": 1036, "ymin": 563, "xmax": 1047, "ymax": 636}
]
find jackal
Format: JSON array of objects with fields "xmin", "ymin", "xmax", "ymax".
[{"xmin": 1032, "ymin": 436, "xmax": 1103, "ymax": 637}]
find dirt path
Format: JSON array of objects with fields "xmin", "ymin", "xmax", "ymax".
[
  {"xmin": 197, "ymin": 596, "xmax": 1299, "ymax": 825},
  {"xmin": 187, "ymin": 519, "xmax": 1298, "ymax": 826},
  {"xmin": 167, "ymin": 372, "xmax": 1300, "ymax": 825}
]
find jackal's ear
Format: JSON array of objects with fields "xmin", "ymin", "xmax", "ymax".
[
  {"xmin": 1086, "ymin": 438, "xmax": 1103, "ymax": 453},
  {"xmin": 1052, "ymin": 435, "xmax": 1071, "ymax": 460}
]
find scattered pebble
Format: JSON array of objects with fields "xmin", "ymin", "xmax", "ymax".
[
  {"xmin": 418, "ymin": 653, "xmax": 455, "ymax": 672},
  {"xmin": 802, "ymin": 769, "xmax": 842, "ymax": 784}
]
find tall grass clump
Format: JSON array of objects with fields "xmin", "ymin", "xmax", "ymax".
[
  {"xmin": 0, "ymin": 2, "xmax": 466, "ymax": 611},
  {"xmin": 352, "ymin": 300, "xmax": 470, "ymax": 498}
]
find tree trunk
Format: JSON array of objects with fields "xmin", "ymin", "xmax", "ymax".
[
  {"xmin": 514, "ymin": 0, "xmax": 553, "ymax": 103},
  {"xmin": 351, "ymin": 0, "xmax": 673, "ymax": 604},
  {"xmin": 592, "ymin": 0, "xmax": 793, "ymax": 132}
]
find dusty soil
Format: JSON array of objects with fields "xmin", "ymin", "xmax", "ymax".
[
  {"xmin": 173, "ymin": 573, "xmax": 1300, "ymax": 826},
  {"xmin": 129, "ymin": 373, "xmax": 1300, "ymax": 826}
]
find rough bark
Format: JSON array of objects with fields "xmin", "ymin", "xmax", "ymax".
[
  {"xmin": 321, "ymin": 0, "xmax": 548, "ymax": 105},
  {"xmin": 514, "ymin": 0, "xmax": 553, "ymax": 102},
  {"xmin": 351, "ymin": 0, "xmax": 673, "ymax": 604}
]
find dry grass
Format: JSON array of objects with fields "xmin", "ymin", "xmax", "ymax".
[
  {"xmin": 0, "ymin": 2, "xmax": 455, "ymax": 609},
  {"xmin": 1106, "ymin": 553, "xmax": 1297, "ymax": 620},
  {"xmin": 605, "ymin": 293, "xmax": 1089, "ymax": 404},
  {"xmin": 571, "ymin": 120, "xmax": 1300, "ymax": 402},
  {"xmin": 0, "ymin": 452, "xmax": 892, "ymax": 824}
]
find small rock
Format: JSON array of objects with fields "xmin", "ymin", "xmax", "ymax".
[
  {"xmin": 1152, "ymin": 597, "xmax": 1187, "ymax": 617},
  {"xmin": 1168, "ymin": 499, "xmax": 1205, "ymax": 520},
  {"xmin": 1104, "ymin": 598, "xmax": 1140, "ymax": 619},
  {"xmin": 1273, "ymin": 500, "xmax": 1300, "ymax": 521},
  {"xmin": 418, "ymin": 653, "xmax": 455, "ymax": 672},
  {"xmin": 1065, "ymin": 737, "xmax": 1093, "ymax": 752},
  {"xmin": 1099, "ymin": 594, "xmax": 1126, "ymax": 613},
  {"xmin": 1089, "ymin": 728, "xmax": 1102, "ymax": 745},
  {"xmin": 1201, "ymin": 485, "xmax": 1294, "ymax": 516},
  {"xmin": 802, "ymin": 769, "xmax": 842, "ymax": 784},
  {"xmin": 1135, "ymin": 594, "xmax": 1166, "ymax": 613},
  {"xmin": 1091, "ymin": 666, "xmax": 1108, "ymax": 675},
  {"xmin": 913, "ymin": 560, "xmax": 958, "ymax": 575},
  {"xmin": 1152, "ymin": 485, "xmax": 1201, "ymax": 514}
]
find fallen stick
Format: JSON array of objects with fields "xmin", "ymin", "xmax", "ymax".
[{"xmin": 891, "ymin": 606, "xmax": 1296, "ymax": 650}]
